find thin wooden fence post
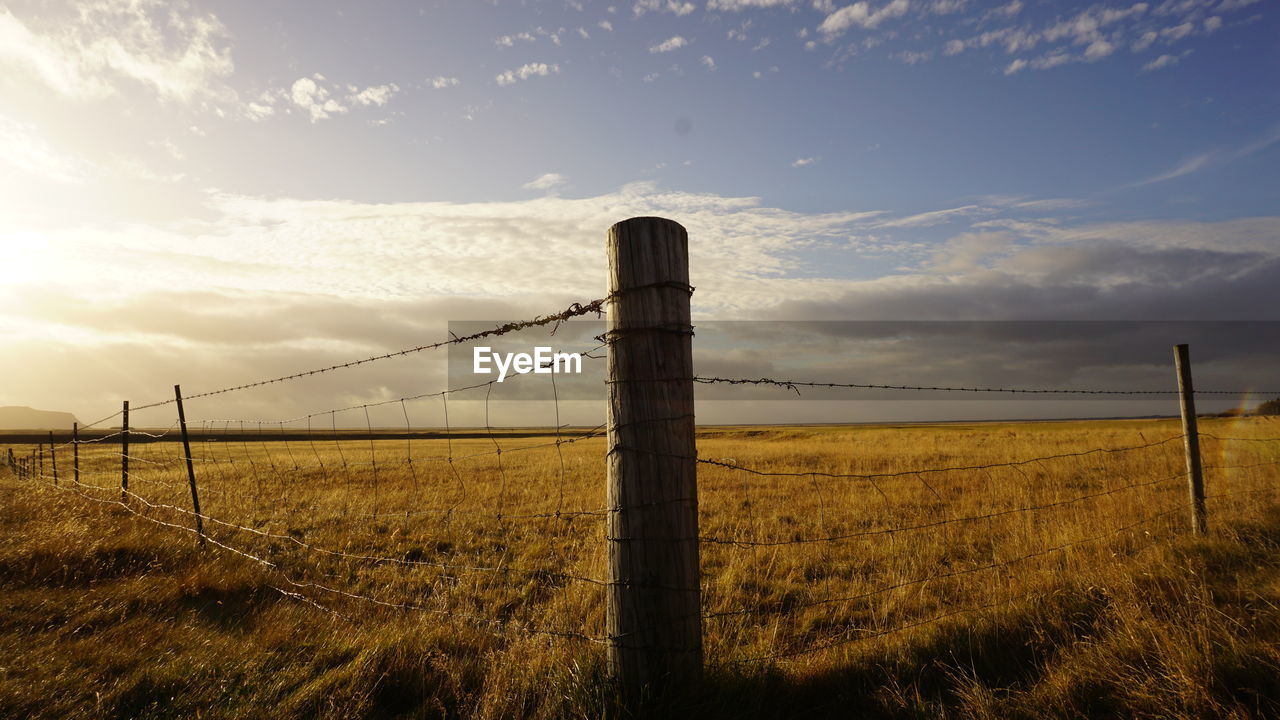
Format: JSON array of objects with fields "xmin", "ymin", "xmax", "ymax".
[
  {"xmin": 38, "ymin": 443, "xmax": 43, "ymax": 478},
  {"xmin": 48, "ymin": 431, "xmax": 57, "ymax": 485},
  {"xmin": 1174, "ymin": 343, "xmax": 1207, "ymax": 534},
  {"xmin": 72, "ymin": 423, "xmax": 79, "ymax": 486},
  {"xmin": 121, "ymin": 401, "xmax": 130, "ymax": 503},
  {"xmin": 174, "ymin": 385, "xmax": 205, "ymax": 546},
  {"xmin": 605, "ymin": 216, "xmax": 702, "ymax": 702}
]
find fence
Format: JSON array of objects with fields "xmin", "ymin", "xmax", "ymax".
[{"xmin": 5, "ymin": 217, "xmax": 1280, "ymax": 709}]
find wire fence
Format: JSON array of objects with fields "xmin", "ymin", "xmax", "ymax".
[{"xmin": 4, "ymin": 280, "xmax": 1280, "ymax": 680}]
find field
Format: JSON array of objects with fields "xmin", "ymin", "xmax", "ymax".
[{"xmin": 2, "ymin": 416, "xmax": 1280, "ymax": 719}]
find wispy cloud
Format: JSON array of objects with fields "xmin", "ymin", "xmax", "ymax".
[
  {"xmin": 873, "ymin": 205, "xmax": 985, "ymax": 228},
  {"xmin": 1128, "ymin": 125, "xmax": 1280, "ymax": 187},
  {"xmin": 634, "ymin": 0, "xmax": 696, "ymax": 17},
  {"xmin": 819, "ymin": 0, "xmax": 910, "ymax": 37},
  {"xmin": 0, "ymin": 2, "xmax": 234, "ymax": 104},
  {"xmin": 0, "ymin": 114, "xmax": 95, "ymax": 183},
  {"xmin": 348, "ymin": 83, "xmax": 400, "ymax": 107},
  {"xmin": 522, "ymin": 173, "xmax": 568, "ymax": 192},
  {"xmin": 1140, "ymin": 53, "xmax": 1181, "ymax": 71},
  {"xmin": 791, "ymin": 156, "xmax": 819, "ymax": 167},
  {"xmin": 707, "ymin": 0, "xmax": 798, "ymax": 8},
  {"xmin": 495, "ymin": 62, "xmax": 560, "ymax": 86},
  {"xmin": 649, "ymin": 36, "xmax": 689, "ymax": 53}
]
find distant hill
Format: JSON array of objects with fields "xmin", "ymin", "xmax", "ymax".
[{"xmin": 0, "ymin": 406, "xmax": 80, "ymax": 430}]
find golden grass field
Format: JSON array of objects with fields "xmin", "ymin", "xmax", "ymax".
[{"xmin": 2, "ymin": 415, "xmax": 1280, "ymax": 719}]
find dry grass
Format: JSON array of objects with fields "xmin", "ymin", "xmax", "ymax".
[{"xmin": 2, "ymin": 415, "xmax": 1280, "ymax": 718}]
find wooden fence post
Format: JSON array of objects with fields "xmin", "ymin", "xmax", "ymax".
[
  {"xmin": 121, "ymin": 401, "xmax": 130, "ymax": 503},
  {"xmin": 38, "ymin": 443, "xmax": 43, "ymax": 478},
  {"xmin": 174, "ymin": 385, "xmax": 205, "ymax": 546},
  {"xmin": 73, "ymin": 423, "xmax": 79, "ymax": 486},
  {"xmin": 605, "ymin": 216, "xmax": 702, "ymax": 702},
  {"xmin": 1174, "ymin": 344, "xmax": 1207, "ymax": 534},
  {"xmin": 48, "ymin": 431, "xmax": 57, "ymax": 485}
]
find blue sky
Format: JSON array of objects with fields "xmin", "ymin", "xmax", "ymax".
[{"xmin": 0, "ymin": 0, "xmax": 1276, "ymax": 425}]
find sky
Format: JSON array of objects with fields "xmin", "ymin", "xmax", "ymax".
[{"xmin": 0, "ymin": 0, "xmax": 1277, "ymax": 428}]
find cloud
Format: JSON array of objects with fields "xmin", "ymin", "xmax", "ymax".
[
  {"xmin": 1128, "ymin": 124, "xmax": 1280, "ymax": 187},
  {"xmin": 1160, "ymin": 21, "xmax": 1194, "ymax": 42},
  {"xmin": 951, "ymin": 0, "xmax": 1259, "ymax": 77},
  {"xmin": 701, "ymin": 55, "xmax": 716, "ymax": 69},
  {"xmin": 5, "ymin": 185, "xmax": 1279, "ymax": 424},
  {"xmin": 707, "ymin": 0, "xmax": 798, "ymax": 8},
  {"xmin": 428, "ymin": 76, "xmax": 460, "ymax": 89},
  {"xmin": 792, "ymin": 156, "xmax": 820, "ymax": 167},
  {"xmin": 895, "ymin": 50, "xmax": 931, "ymax": 64},
  {"xmin": 522, "ymin": 173, "xmax": 568, "ymax": 192},
  {"xmin": 0, "ymin": 114, "xmax": 95, "ymax": 183},
  {"xmin": 598, "ymin": 20, "xmax": 614, "ymax": 31},
  {"xmin": 874, "ymin": 205, "xmax": 984, "ymax": 228},
  {"xmin": 819, "ymin": 0, "xmax": 910, "ymax": 36},
  {"xmin": 634, "ymin": 0, "xmax": 697, "ymax": 15},
  {"xmin": 1141, "ymin": 53, "xmax": 1181, "ymax": 71},
  {"xmin": 0, "ymin": 1, "xmax": 234, "ymax": 104},
  {"xmin": 649, "ymin": 36, "xmax": 689, "ymax": 53},
  {"xmin": 243, "ymin": 91, "xmax": 277, "ymax": 121},
  {"xmin": 1132, "ymin": 30, "xmax": 1158, "ymax": 50},
  {"xmin": 495, "ymin": 32, "xmax": 536, "ymax": 47},
  {"xmin": 1004, "ymin": 58, "xmax": 1028, "ymax": 74},
  {"xmin": 290, "ymin": 76, "xmax": 347, "ymax": 122},
  {"xmin": 495, "ymin": 62, "xmax": 560, "ymax": 86},
  {"xmin": 348, "ymin": 83, "xmax": 400, "ymax": 107}
]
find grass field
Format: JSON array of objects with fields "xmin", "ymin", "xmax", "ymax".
[{"xmin": 2, "ymin": 416, "xmax": 1280, "ymax": 718}]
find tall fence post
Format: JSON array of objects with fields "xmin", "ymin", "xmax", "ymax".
[
  {"xmin": 38, "ymin": 443, "xmax": 43, "ymax": 478},
  {"xmin": 605, "ymin": 216, "xmax": 702, "ymax": 702},
  {"xmin": 48, "ymin": 431, "xmax": 57, "ymax": 485},
  {"xmin": 72, "ymin": 423, "xmax": 79, "ymax": 486},
  {"xmin": 1174, "ymin": 343, "xmax": 1207, "ymax": 534},
  {"xmin": 174, "ymin": 385, "xmax": 205, "ymax": 546},
  {"xmin": 121, "ymin": 401, "xmax": 130, "ymax": 503}
]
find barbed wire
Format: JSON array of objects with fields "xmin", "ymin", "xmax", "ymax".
[
  {"xmin": 693, "ymin": 375, "xmax": 1280, "ymax": 396},
  {"xmin": 643, "ymin": 434, "xmax": 1186, "ymax": 482},
  {"xmin": 711, "ymin": 506, "xmax": 1181, "ymax": 663},
  {"xmin": 63, "ymin": 297, "xmax": 610, "ymax": 431},
  {"xmin": 701, "ymin": 470, "xmax": 1185, "ymax": 547},
  {"xmin": 42, "ymin": 476, "xmax": 605, "ymax": 643}
]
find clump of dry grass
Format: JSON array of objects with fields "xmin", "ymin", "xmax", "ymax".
[{"xmin": 1, "ymin": 415, "xmax": 1278, "ymax": 718}]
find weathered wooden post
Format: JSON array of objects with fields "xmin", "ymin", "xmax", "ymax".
[
  {"xmin": 38, "ymin": 443, "xmax": 43, "ymax": 478},
  {"xmin": 174, "ymin": 385, "xmax": 205, "ymax": 546},
  {"xmin": 121, "ymin": 401, "xmax": 130, "ymax": 503},
  {"xmin": 72, "ymin": 423, "xmax": 79, "ymax": 486},
  {"xmin": 48, "ymin": 431, "xmax": 57, "ymax": 485},
  {"xmin": 1174, "ymin": 344, "xmax": 1207, "ymax": 534},
  {"xmin": 605, "ymin": 217, "xmax": 702, "ymax": 702}
]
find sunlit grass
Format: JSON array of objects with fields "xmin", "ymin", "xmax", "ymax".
[{"xmin": 2, "ymin": 415, "xmax": 1279, "ymax": 718}]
